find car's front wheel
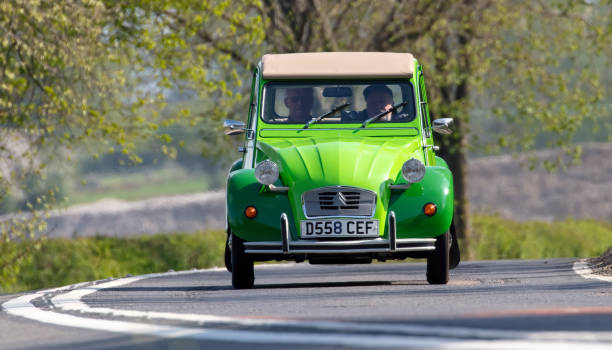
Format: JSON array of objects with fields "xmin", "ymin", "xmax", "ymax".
[
  {"xmin": 231, "ymin": 232, "xmax": 254, "ymax": 289},
  {"xmin": 426, "ymin": 231, "xmax": 449, "ymax": 284}
]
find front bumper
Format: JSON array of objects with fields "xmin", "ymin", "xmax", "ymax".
[{"xmin": 243, "ymin": 211, "xmax": 436, "ymax": 255}]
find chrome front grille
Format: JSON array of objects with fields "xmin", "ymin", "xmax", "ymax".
[
  {"xmin": 318, "ymin": 191, "xmax": 360, "ymax": 210},
  {"xmin": 303, "ymin": 186, "xmax": 376, "ymax": 218}
]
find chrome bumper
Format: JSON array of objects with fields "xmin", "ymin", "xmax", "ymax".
[{"xmin": 243, "ymin": 211, "xmax": 436, "ymax": 255}]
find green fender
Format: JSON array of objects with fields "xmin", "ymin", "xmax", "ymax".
[
  {"xmin": 387, "ymin": 165, "xmax": 454, "ymax": 238},
  {"xmin": 435, "ymin": 155, "xmax": 449, "ymax": 168},
  {"xmin": 229, "ymin": 159, "xmax": 243, "ymax": 173},
  {"xmin": 226, "ymin": 168, "xmax": 294, "ymax": 241}
]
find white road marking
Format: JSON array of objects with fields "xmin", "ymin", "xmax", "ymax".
[
  {"xmin": 5, "ymin": 290, "xmax": 457, "ymax": 348},
  {"xmin": 50, "ymin": 272, "xmax": 612, "ymax": 343},
  {"xmin": 573, "ymin": 260, "xmax": 612, "ymax": 283},
  {"xmin": 2, "ymin": 266, "xmax": 612, "ymax": 349}
]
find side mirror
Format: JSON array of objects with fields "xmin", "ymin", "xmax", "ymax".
[
  {"xmin": 432, "ymin": 118, "xmax": 454, "ymax": 135},
  {"xmin": 224, "ymin": 120, "xmax": 246, "ymax": 135}
]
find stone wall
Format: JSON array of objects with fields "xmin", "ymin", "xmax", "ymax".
[
  {"xmin": 42, "ymin": 191, "xmax": 226, "ymax": 238},
  {"xmin": 468, "ymin": 142, "xmax": 612, "ymax": 221}
]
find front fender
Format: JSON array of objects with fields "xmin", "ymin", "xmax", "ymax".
[
  {"xmin": 387, "ymin": 166, "xmax": 454, "ymax": 238},
  {"xmin": 226, "ymin": 168, "xmax": 294, "ymax": 241}
]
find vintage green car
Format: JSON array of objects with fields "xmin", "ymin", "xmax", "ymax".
[{"xmin": 224, "ymin": 52, "xmax": 459, "ymax": 289}]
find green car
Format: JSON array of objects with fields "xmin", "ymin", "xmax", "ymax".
[{"xmin": 224, "ymin": 52, "xmax": 459, "ymax": 289}]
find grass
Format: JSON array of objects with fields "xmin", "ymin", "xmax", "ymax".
[
  {"xmin": 65, "ymin": 175, "xmax": 211, "ymax": 205},
  {"xmin": 469, "ymin": 214, "xmax": 612, "ymax": 260},
  {"xmin": 2, "ymin": 230, "xmax": 226, "ymax": 293},
  {"xmin": 64, "ymin": 167, "xmax": 212, "ymax": 206},
  {"xmin": 2, "ymin": 215, "xmax": 610, "ymax": 293}
]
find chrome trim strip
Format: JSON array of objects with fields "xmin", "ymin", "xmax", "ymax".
[
  {"xmin": 245, "ymin": 249, "xmax": 284, "ymax": 254},
  {"xmin": 259, "ymin": 127, "xmax": 419, "ymax": 131},
  {"xmin": 389, "ymin": 183, "xmax": 412, "ymax": 190},
  {"xmin": 244, "ymin": 246, "xmax": 436, "ymax": 254},
  {"xmin": 301, "ymin": 214, "xmax": 378, "ymax": 219},
  {"xmin": 269, "ymin": 184, "xmax": 289, "ymax": 192},
  {"xmin": 244, "ymin": 238, "xmax": 436, "ymax": 247}
]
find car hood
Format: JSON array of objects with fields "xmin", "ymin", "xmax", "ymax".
[{"xmin": 257, "ymin": 136, "xmax": 422, "ymax": 192}]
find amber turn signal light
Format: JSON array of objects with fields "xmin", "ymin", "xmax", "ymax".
[
  {"xmin": 244, "ymin": 206, "xmax": 257, "ymax": 219},
  {"xmin": 423, "ymin": 203, "xmax": 437, "ymax": 216}
]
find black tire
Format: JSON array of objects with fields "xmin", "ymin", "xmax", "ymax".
[
  {"xmin": 231, "ymin": 232, "xmax": 254, "ymax": 289},
  {"xmin": 449, "ymin": 224, "xmax": 461, "ymax": 270},
  {"xmin": 427, "ymin": 231, "xmax": 449, "ymax": 284},
  {"xmin": 224, "ymin": 232, "xmax": 232, "ymax": 272}
]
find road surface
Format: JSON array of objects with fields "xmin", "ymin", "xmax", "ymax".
[{"xmin": 1, "ymin": 259, "xmax": 611, "ymax": 349}]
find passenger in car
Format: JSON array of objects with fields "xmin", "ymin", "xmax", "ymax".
[{"xmin": 284, "ymin": 87, "xmax": 314, "ymax": 123}]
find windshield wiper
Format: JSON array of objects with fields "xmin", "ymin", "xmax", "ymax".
[
  {"xmin": 303, "ymin": 103, "xmax": 350, "ymax": 129},
  {"xmin": 361, "ymin": 101, "xmax": 408, "ymax": 128}
]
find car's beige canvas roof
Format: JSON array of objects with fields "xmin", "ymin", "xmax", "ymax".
[{"xmin": 261, "ymin": 52, "xmax": 415, "ymax": 79}]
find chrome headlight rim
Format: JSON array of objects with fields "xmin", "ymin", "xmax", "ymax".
[
  {"xmin": 401, "ymin": 158, "xmax": 426, "ymax": 183},
  {"xmin": 255, "ymin": 160, "xmax": 279, "ymax": 185}
]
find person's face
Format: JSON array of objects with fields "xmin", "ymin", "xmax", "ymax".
[
  {"xmin": 284, "ymin": 88, "xmax": 314, "ymax": 122},
  {"xmin": 366, "ymin": 90, "xmax": 393, "ymax": 116}
]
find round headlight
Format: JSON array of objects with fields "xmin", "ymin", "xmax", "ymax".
[
  {"xmin": 401, "ymin": 158, "xmax": 426, "ymax": 183},
  {"xmin": 255, "ymin": 160, "xmax": 279, "ymax": 185}
]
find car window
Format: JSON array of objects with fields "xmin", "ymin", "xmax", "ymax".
[{"xmin": 261, "ymin": 82, "xmax": 416, "ymax": 124}]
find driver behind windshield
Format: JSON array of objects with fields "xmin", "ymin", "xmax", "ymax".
[
  {"xmin": 340, "ymin": 84, "xmax": 397, "ymax": 122},
  {"xmin": 361, "ymin": 84, "xmax": 394, "ymax": 121},
  {"xmin": 284, "ymin": 87, "xmax": 314, "ymax": 123}
]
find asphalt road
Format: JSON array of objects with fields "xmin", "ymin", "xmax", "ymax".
[{"xmin": 1, "ymin": 259, "xmax": 611, "ymax": 350}]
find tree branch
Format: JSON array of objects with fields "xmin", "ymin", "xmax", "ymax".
[
  {"xmin": 311, "ymin": 0, "xmax": 339, "ymax": 51},
  {"xmin": 161, "ymin": 10, "xmax": 252, "ymax": 68},
  {"xmin": 368, "ymin": 0, "xmax": 404, "ymax": 51},
  {"xmin": 262, "ymin": 0, "xmax": 299, "ymax": 51}
]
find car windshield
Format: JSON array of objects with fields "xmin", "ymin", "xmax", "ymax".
[{"xmin": 261, "ymin": 82, "xmax": 416, "ymax": 125}]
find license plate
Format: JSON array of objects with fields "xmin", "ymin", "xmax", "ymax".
[{"xmin": 300, "ymin": 219, "xmax": 379, "ymax": 238}]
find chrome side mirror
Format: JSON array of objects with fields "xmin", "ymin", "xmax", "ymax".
[
  {"xmin": 432, "ymin": 118, "xmax": 454, "ymax": 135},
  {"xmin": 224, "ymin": 120, "xmax": 246, "ymax": 135}
]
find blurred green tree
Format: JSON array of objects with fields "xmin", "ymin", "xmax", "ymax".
[{"xmin": 0, "ymin": 0, "xmax": 264, "ymax": 288}]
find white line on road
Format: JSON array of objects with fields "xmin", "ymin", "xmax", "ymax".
[
  {"xmin": 5, "ymin": 289, "xmax": 458, "ymax": 348},
  {"xmin": 573, "ymin": 260, "xmax": 612, "ymax": 283},
  {"xmin": 3, "ymin": 266, "xmax": 612, "ymax": 349},
  {"xmin": 50, "ymin": 270, "xmax": 612, "ymax": 343}
]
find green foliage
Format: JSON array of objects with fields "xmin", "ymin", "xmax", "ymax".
[
  {"xmin": 2, "ymin": 216, "xmax": 611, "ymax": 293},
  {"xmin": 469, "ymin": 214, "xmax": 612, "ymax": 260},
  {"xmin": 0, "ymin": 0, "xmax": 255, "ymax": 282},
  {"xmin": 469, "ymin": 2, "xmax": 611, "ymax": 162},
  {"xmin": 0, "ymin": 213, "xmax": 47, "ymax": 289},
  {"xmin": 0, "ymin": 1, "xmax": 157, "ymax": 161},
  {"xmin": 2, "ymin": 230, "xmax": 226, "ymax": 293},
  {"xmin": 0, "ymin": 172, "xmax": 66, "ymax": 214}
]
